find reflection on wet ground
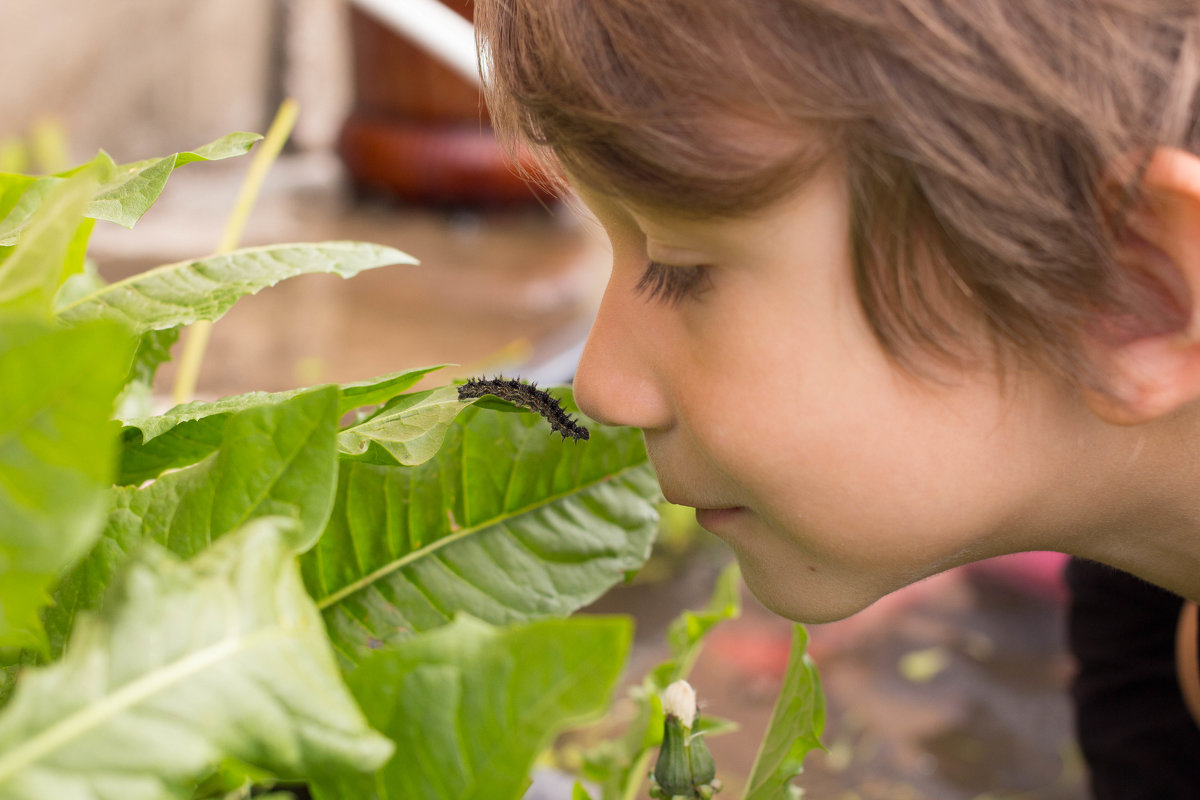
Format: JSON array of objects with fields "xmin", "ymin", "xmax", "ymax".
[{"xmin": 92, "ymin": 153, "xmax": 1085, "ymax": 800}]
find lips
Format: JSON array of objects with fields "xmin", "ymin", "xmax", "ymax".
[{"xmin": 694, "ymin": 506, "xmax": 746, "ymax": 531}]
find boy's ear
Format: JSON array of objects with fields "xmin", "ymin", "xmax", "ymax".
[{"xmin": 1083, "ymin": 147, "xmax": 1200, "ymax": 425}]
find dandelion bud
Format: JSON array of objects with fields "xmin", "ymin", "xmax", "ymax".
[
  {"xmin": 651, "ymin": 713, "xmax": 693, "ymax": 798},
  {"xmin": 688, "ymin": 731, "xmax": 716, "ymax": 785}
]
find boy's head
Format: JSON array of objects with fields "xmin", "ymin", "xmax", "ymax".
[
  {"xmin": 475, "ymin": 0, "xmax": 1200, "ymax": 618},
  {"xmin": 477, "ymin": 0, "xmax": 1200, "ymax": 383}
]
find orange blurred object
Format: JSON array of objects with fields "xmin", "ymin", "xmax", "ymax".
[{"xmin": 339, "ymin": 2, "xmax": 554, "ymax": 205}]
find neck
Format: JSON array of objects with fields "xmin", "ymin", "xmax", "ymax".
[{"xmin": 1057, "ymin": 414, "xmax": 1200, "ymax": 603}]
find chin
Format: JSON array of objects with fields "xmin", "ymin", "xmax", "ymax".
[{"xmin": 739, "ymin": 563, "xmax": 878, "ymax": 624}]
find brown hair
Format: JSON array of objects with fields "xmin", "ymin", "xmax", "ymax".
[{"xmin": 475, "ymin": 0, "xmax": 1200, "ymax": 384}]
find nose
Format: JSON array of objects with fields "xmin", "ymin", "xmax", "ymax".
[{"xmin": 573, "ymin": 276, "xmax": 674, "ymax": 431}]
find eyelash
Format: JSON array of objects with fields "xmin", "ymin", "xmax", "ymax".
[{"xmin": 635, "ymin": 260, "xmax": 712, "ymax": 305}]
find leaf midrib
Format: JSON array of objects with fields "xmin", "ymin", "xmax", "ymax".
[
  {"xmin": 314, "ymin": 460, "xmax": 648, "ymax": 612},
  {"xmin": 55, "ymin": 242, "xmax": 399, "ymax": 318},
  {"xmin": 0, "ymin": 626, "xmax": 287, "ymax": 782}
]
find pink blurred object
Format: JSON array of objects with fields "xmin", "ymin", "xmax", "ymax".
[{"xmin": 961, "ymin": 551, "xmax": 1069, "ymax": 603}]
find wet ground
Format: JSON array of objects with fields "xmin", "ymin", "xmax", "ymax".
[{"xmin": 90, "ymin": 152, "xmax": 1086, "ymax": 800}]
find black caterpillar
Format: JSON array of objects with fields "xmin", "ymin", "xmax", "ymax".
[{"xmin": 457, "ymin": 377, "xmax": 590, "ymax": 441}]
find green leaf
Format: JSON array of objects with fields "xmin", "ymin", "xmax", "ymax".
[
  {"xmin": 310, "ymin": 615, "xmax": 631, "ymax": 800},
  {"xmin": 336, "ymin": 385, "xmax": 477, "ymax": 466},
  {"xmin": 304, "ymin": 395, "xmax": 662, "ymax": 667},
  {"xmin": 0, "ymin": 319, "xmax": 133, "ymax": 651},
  {"xmin": 0, "ymin": 160, "xmax": 109, "ymax": 313},
  {"xmin": 112, "ymin": 327, "xmax": 182, "ymax": 422},
  {"xmin": 742, "ymin": 625, "xmax": 825, "ymax": 800},
  {"xmin": 572, "ymin": 782, "xmax": 596, "ymax": 800},
  {"xmin": 56, "ymin": 241, "xmax": 416, "ymax": 333},
  {"xmin": 0, "ymin": 133, "xmax": 262, "ymax": 246},
  {"xmin": 43, "ymin": 387, "xmax": 340, "ymax": 660},
  {"xmin": 116, "ymin": 366, "xmax": 447, "ymax": 485},
  {"xmin": 335, "ymin": 365, "xmax": 449, "ymax": 415},
  {"xmin": 0, "ymin": 517, "xmax": 394, "ymax": 799}
]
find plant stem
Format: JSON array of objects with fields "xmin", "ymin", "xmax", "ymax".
[
  {"xmin": 621, "ymin": 750, "xmax": 654, "ymax": 800},
  {"xmin": 171, "ymin": 98, "xmax": 300, "ymax": 405}
]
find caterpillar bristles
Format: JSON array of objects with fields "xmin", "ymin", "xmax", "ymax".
[{"xmin": 457, "ymin": 376, "xmax": 590, "ymax": 441}]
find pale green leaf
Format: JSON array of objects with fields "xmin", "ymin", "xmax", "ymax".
[
  {"xmin": 310, "ymin": 615, "xmax": 631, "ymax": 800},
  {"xmin": 0, "ymin": 319, "xmax": 132, "ymax": 651},
  {"xmin": 336, "ymin": 385, "xmax": 476, "ymax": 466},
  {"xmin": 0, "ymin": 161, "xmax": 108, "ymax": 313},
  {"xmin": 55, "ymin": 242, "xmax": 416, "ymax": 332},
  {"xmin": 116, "ymin": 366, "xmax": 447, "ymax": 485},
  {"xmin": 0, "ymin": 517, "xmax": 394, "ymax": 800},
  {"xmin": 742, "ymin": 625, "xmax": 825, "ymax": 800},
  {"xmin": 0, "ymin": 133, "xmax": 262, "ymax": 245},
  {"xmin": 43, "ymin": 387, "xmax": 340, "ymax": 660},
  {"xmin": 112, "ymin": 328, "xmax": 181, "ymax": 422},
  {"xmin": 87, "ymin": 133, "xmax": 260, "ymax": 229},
  {"xmin": 335, "ymin": 365, "xmax": 449, "ymax": 415},
  {"xmin": 304, "ymin": 393, "xmax": 661, "ymax": 667}
]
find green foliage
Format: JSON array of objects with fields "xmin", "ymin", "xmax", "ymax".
[
  {"xmin": 311, "ymin": 615, "xmax": 632, "ymax": 800},
  {"xmin": 577, "ymin": 563, "xmax": 742, "ymax": 800},
  {"xmin": 55, "ymin": 241, "xmax": 413, "ymax": 332},
  {"xmin": 306, "ymin": 400, "xmax": 660, "ymax": 666},
  {"xmin": 115, "ymin": 365, "xmax": 446, "ymax": 485},
  {"xmin": 0, "ymin": 318, "xmax": 132, "ymax": 652},
  {"xmin": 42, "ymin": 387, "xmax": 342, "ymax": 661},
  {"xmin": 0, "ymin": 133, "xmax": 675, "ymax": 799},
  {"xmin": 743, "ymin": 626, "xmax": 826, "ymax": 800},
  {"xmin": 0, "ymin": 518, "xmax": 393, "ymax": 800},
  {"xmin": 0, "ymin": 133, "xmax": 260, "ymax": 248},
  {"xmin": 0, "ymin": 160, "xmax": 107, "ymax": 312},
  {"xmin": 0, "ymin": 130, "xmax": 826, "ymax": 800}
]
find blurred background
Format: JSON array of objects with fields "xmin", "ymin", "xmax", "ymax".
[{"xmin": 4, "ymin": 2, "xmax": 1083, "ymax": 797}]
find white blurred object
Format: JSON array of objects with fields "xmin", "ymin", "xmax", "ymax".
[{"xmin": 349, "ymin": 0, "xmax": 480, "ymax": 86}]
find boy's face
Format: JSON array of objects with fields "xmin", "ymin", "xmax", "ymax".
[{"xmin": 571, "ymin": 160, "xmax": 1102, "ymax": 623}]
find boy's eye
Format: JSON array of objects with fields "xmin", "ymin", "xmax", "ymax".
[{"xmin": 635, "ymin": 260, "xmax": 712, "ymax": 305}]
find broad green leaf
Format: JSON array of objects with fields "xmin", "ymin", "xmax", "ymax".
[
  {"xmin": 0, "ymin": 133, "xmax": 261, "ymax": 246},
  {"xmin": 43, "ymin": 387, "xmax": 339, "ymax": 660},
  {"xmin": 0, "ymin": 160, "xmax": 108, "ymax": 313},
  {"xmin": 336, "ymin": 385, "xmax": 477, "ymax": 466},
  {"xmin": 310, "ymin": 615, "xmax": 631, "ymax": 800},
  {"xmin": 0, "ymin": 319, "xmax": 132, "ymax": 651},
  {"xmin": 55, "ymin": 241, "xmax": 416, "ymax": 332},
  {"xmin": 743, "ymin": 625, "xmax": 825, "ymax": 800},
  {"xmin": 304, "ymin": 395, "xmax": 661, "ymax": 667},
  {"xmin": 116, "ymin": 366, "xmax": 447, "ymax": 485},
  {"xmin": 572, "ymin": 783, "xmax": 596, "ymax": 800},
  {"xmin": 0, "ymin": 517, "xmax": 394, "ymax": 800}
]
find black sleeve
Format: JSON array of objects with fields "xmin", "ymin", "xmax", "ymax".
[{"xmin": 1066, "ymin": 557, "xmax": 1200, "ymax": 799}]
